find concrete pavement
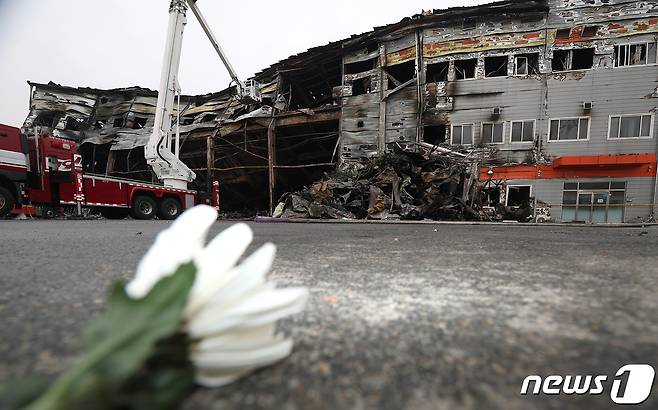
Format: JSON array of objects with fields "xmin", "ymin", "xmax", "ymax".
[{"xmin": 1, "ymin": 220, "xmax": 657, "ymax": 409}]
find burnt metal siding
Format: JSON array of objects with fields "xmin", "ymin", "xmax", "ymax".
[
  {"xmin": 440, "ymin": 76, "xmax": 544, "ymax": 163},
  {"xmin": 340, "ymin": 93, "xmax": 380, "ymax": 160},
  {"xmin": 385, "ymin": 86, "xmax": 418, "ymax": 145},
  {"xmin": 547, "ymin": 0, "xmax": 658, "ymax": 25},
  {"xmin": 544, "ymin": 64, "xmax": 658, "ymax": 157},
  {"xmin": 504, "ymin": 177, "xmax": 655, "ymax": 222}
]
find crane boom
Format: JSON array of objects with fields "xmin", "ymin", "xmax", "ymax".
[
  {"xmin": 186, "ymin": 1, "xmax": 241, "ymax": 92},
  {"xmin": 187, "ymin": 0, "xmax": 262, "ymax": 104},
  {"xmin": 145, "ymin": 0, "xmax": 195, "ymax": 189},
  {"xmin": 145, "ymin": 0, "xmax": 260, "ymax": 189}
]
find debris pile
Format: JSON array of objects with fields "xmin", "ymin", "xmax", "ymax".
[{"xmin": 274, "ymin": 143, "xmax": 501, "ymax": 221}]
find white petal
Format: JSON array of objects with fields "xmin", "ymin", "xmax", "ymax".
[
  {"xmin": 192, "ymin": 338, "xmax": 293, "ymax": 369},
  {"xmin": 126, "ymin": 205, "xmax": 217, "ymax": 299},
  {"xmin": 195, "ymin": 368, "xmax": 253, "ymax": 388},
  {"xmin": 186, "ymin": 223, "xmax": 254, "ymax": 313},
  {"xmin": 186, "ymin": 243, "xmax": 276, "ymax": 317},
  {"xmin": 194, "ymin": 324, "xmax": 276, "ymax": 353},
  {"xmin": 187, "ymin": 288, "xmax": 308, "ymax": 339},
  {"xmin": 227, "ymin": 289, "xmax": 308, "ymax": 330}
]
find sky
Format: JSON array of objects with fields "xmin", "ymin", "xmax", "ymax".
[{"xmin": 0, "ymin": 0, "xmax": 487, "ymax": 126}]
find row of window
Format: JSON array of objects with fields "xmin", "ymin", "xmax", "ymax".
[
  {"xmin": 426, "ymin": 41, "xmax": 658, "ymax": 82},
  {"xmin": 449, "ymin": 114, "xmax": 654, "ymax": 145}
]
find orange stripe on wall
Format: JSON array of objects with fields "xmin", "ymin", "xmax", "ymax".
[{"xmin": 480, "ymin": 154, "xmax": 657, "ymax": 181}]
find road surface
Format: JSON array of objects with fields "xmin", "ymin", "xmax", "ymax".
[{"xmin": 1, "ymin": 220, "xmax": 657, "ymax": 409}]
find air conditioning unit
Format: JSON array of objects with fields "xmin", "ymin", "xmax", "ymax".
[
  {"xmin": 492, "ymin": 107, "xmax": 503, "ymax": 115},
  {"xmin": 582, "ymin": 101, "xmax": 593, "ymax": 110}
]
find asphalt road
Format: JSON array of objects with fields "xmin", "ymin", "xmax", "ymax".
[{"xmin": 1, "ymin": 220, "xmax": 657, "ymax": 410}]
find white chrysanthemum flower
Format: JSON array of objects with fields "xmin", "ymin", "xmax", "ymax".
[{"xmin": 126, "ymin": 205, "xmax": 308, "ymax": 387}]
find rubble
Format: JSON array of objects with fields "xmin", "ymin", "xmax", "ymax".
[{"xmin": 275, "ymin": 143, "xmax": 512, "ymax": 222}]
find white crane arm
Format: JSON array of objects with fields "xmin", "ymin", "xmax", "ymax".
[
  {"xmin": 145, "ymin": 0, "xmax": 260, "ymax": 189},
  {"xmin": 145, "ymin": 0, "xmax": 195, "ymax": 189}
]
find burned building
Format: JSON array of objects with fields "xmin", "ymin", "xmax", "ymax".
[{"xmin": 23, "ymin": 0, "xmax": 658, "ymax": 222}]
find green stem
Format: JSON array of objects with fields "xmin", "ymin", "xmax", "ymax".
[
  {"xmin": 23, "ymin": 264, "xmax": 195, "ymax": 410},
  {"xmin": 25, "ymin": 323, "xmax": 142, "ymax": 410}
]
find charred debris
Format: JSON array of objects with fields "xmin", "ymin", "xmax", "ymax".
[{"xmin": 274, "ymin": 143, "xmax": 534, "ymax": 222}]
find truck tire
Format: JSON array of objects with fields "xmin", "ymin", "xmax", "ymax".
[
  {"xmin": 100, "ymin": 207, "xmax": 129, "ymax": 220},
  {"xmin": 0, "ymin": 186, "xmax": 15, "ymax": 217},
  {"xmin": 158, "ymin": 197, "xmax": 182, "ymax": 220},
  {"xmin": 130, "ymin": 195, "xmax": 157, "ymax": 220}
]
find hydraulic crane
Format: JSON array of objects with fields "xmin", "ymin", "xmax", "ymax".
[{"xmin": 145, "ymin": 0, "xmax": 261, "ymax": 189}]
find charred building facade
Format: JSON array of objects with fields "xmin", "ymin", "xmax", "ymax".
[{"xmin": 23, "ymin": 0, "xmax": 658, "ymax": 222}]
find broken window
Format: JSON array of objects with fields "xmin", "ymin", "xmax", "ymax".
[
  {"xmin": 34, "ymin": 112, "xmax": 59, "ymax": 128},
  {"xmin": 481, "ymin": 122, "xmax": 504, "ymax": 144},
  {"xmin": 608, "ymin": 114, "xmax": 653, "ymax": 139},
  {"xmin": 286, "ymin": 55, "xmax": 342, "ymax": 109},
  {"xmin": 510, "ymin": 120, "xmax": 535, "ymax": 143},
  {"xmin": 485, "ymin": 56, "xmax": 508, "ymax": 78},
  {"xmin": 555, "ymin": 28, "xmax": 571, "ymax": 40},
  {"xmin": 549, "ymin": 117, "xmax": 589, "ymax": 141},
  {"xmin": 514, "ymin": 53, "xmax": 539, "ymax": 75},
  {"xmin": 516, "ymin": 57, "xmax": 528, "ymax": 75},
  {"xmin": 451, "ymin": 124, "xmax": 473, "ymax": 145},
  {"xmin": 581, "ymin": 26, "xmax": 599, "ymax": 38},
  {"xmin": 351, "ymin": 77, "xmax": 372, "ymax": 96},
  {"xmin": 552, "ymin": 51, "xmax": 569, "ymax": 71},
  {"xmin": 65, "ymin": 117, "xmax": 84, "ymax": 131},
  {"xmin": 615, "ymin": 43, "xmax": 657, "ymax": 67},
  {"xmin": 386, "ymin": 60, "xmax": 416, "ymax": 89},
  {"xmin": 553, "ymin": 48, "xmax": 594, "ymax": 71},
  {"xmin": 423, "ymin": 125, "xmax": 446, "ymax": 145},
  {"xmin": 455, "ymin": 59, "xmax": 477, "ymax": 80},
  {"xmin": 507, "ymin": 185, "xmax": 531, "ymax": 207},
  {"xmin": 571, "ymin": 49, "xmax": 595, "ymax": 70},
  {"xmin": 344, "ymin": 57, "xmax": 378, "ymax": 75},
  {"xmin": 426, "ymin": 61, "xmax": 449, "ymax": 83}
]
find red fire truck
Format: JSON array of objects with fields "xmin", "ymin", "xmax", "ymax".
[
  {"xmin": 0, "ymin": 123, "xmax": 28, "ymax": 217},
  {"xmin": 0, "ymin": 123, "xmax": 216, "ymax": 219},
  {"xmin": 1, "ymin": 1, "xmax": 254, "ymax": 220}
]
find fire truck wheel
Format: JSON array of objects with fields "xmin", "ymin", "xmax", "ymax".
[
  {"xmin": 158, "ymin": 197, "xmax": 182, "ymax": 220},
  {"xmin": 130, "ymin": 195, "xmax": 157, "ymax": 220},
  {"xmin": 0, "ymin": 186, "xmax": 15, "ymax": 217},
  {"xmin": 100, "ymin": 208, "xmax": 129, "ymax": 220}
]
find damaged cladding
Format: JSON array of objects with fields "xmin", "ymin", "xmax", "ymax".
[{"xmin": 24, "ymin": 0, "xmax": 658, "ymax": 223}]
